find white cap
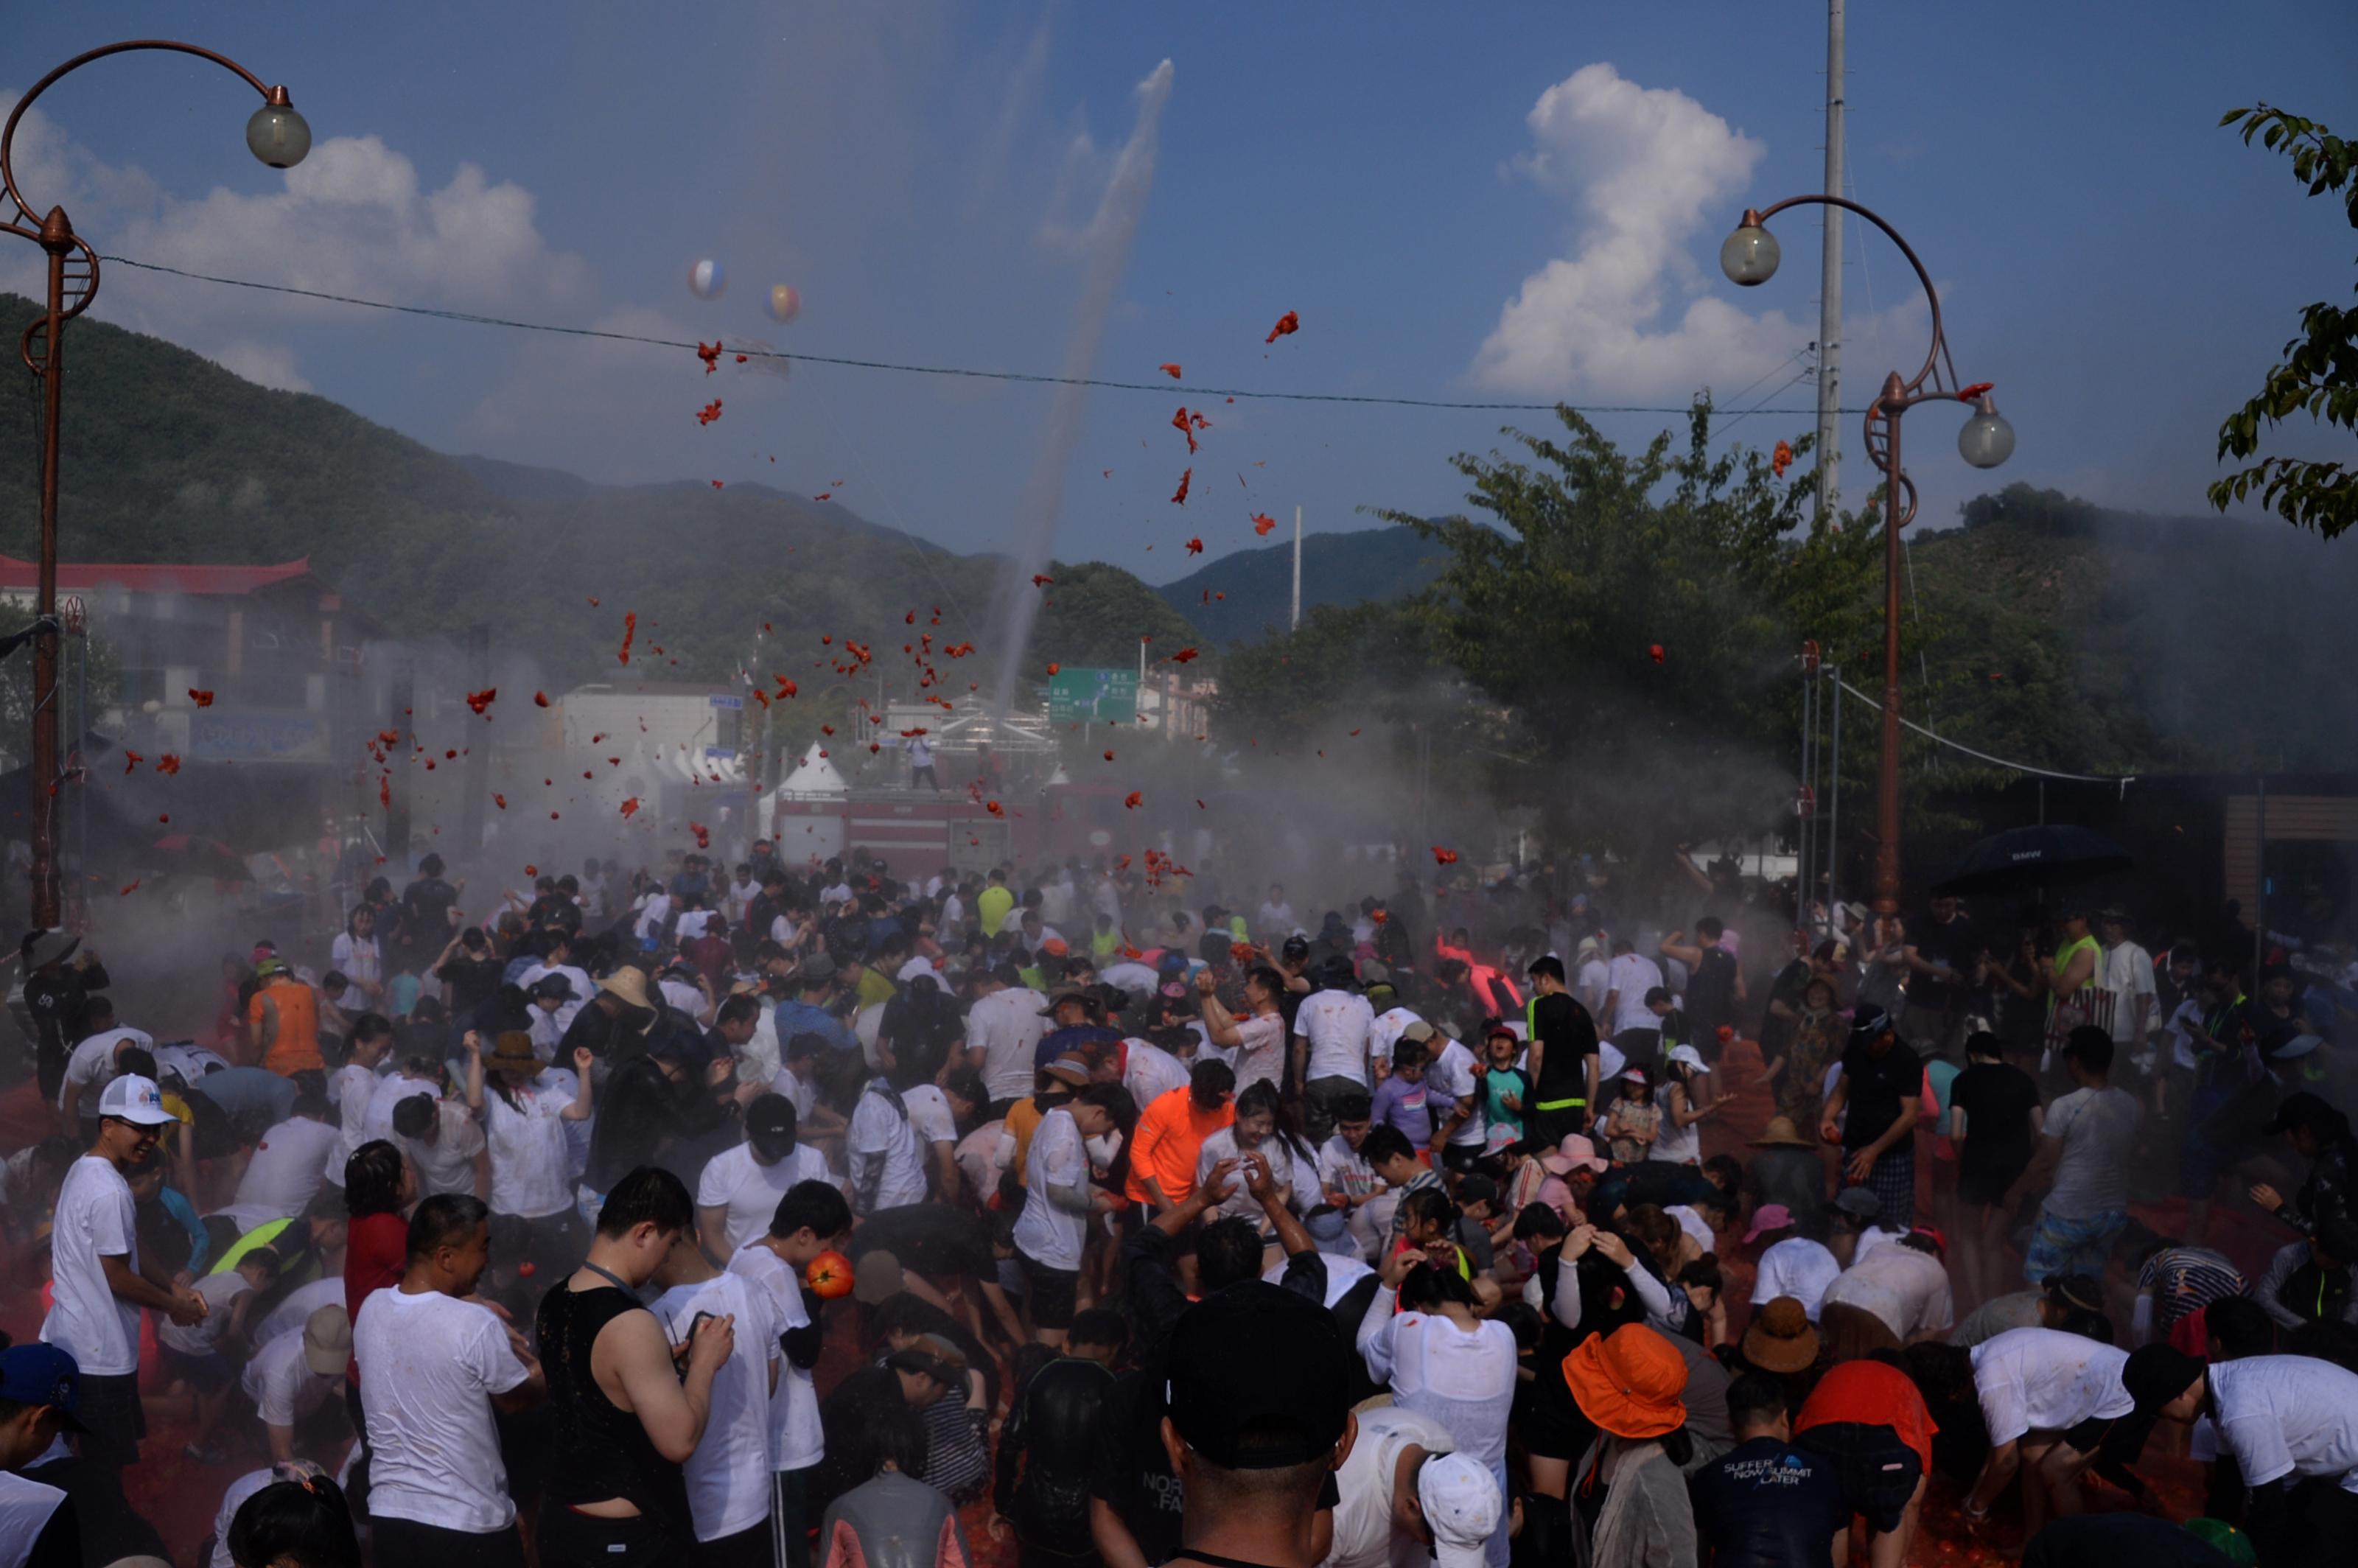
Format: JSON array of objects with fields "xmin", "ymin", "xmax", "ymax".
[
  {"xmin": 895, "ymin": 956, "xmax": 940, "ymax": 984},
  {"xmin": 1418, "ymin": 1452, "xmax": 1500, "ymax": 1568},
  {"xmin": 1666, "ymin": 1043, "xmax": 1707, "ymax": 1073},
  {"xmin": 97, "ymin": 1074, "xmax": 175, "ymax": 1127}
]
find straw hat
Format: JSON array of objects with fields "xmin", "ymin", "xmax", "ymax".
[
  {"xmin": 1562, "ymin": 1323, "xmax": 1688, "ymax": 1439},
  {"xmin": 598, "ymin": 966, "xmax": 653, "ymax": 1011},
  {"xmin": 486, "ymin": 1032, "xmax": 540, "ymax": 1071},
  {"xmin": 1740, "ymin": 1295, "xmax": 1822, "ymax": 1373},
  {"xmin": 1749, "ymin": 1116, "xmax": 1817, "ymax": 1150}
]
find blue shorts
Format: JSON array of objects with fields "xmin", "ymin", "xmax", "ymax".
[{"xmin": 2025, "ymin": 1206, "xmax": 2126, "ymax": 1284}]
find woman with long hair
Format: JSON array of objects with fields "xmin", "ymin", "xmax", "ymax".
[
  {"xmin": 329, "ymin": 905, "xmax": 385, "ymax": 1010},
  {"xmin": 1193, "ymin": 1079, "xmax": 1318, "ymax": 1233},
  {"xmin": 463, "ymin": 1031, "xmax": 592, "ymax": 1289}
]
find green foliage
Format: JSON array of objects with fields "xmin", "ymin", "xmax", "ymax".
[
  {"xmin": 1026, "ymin": 561, "xmax": 1201, "ymax": 679},
  {"xmin": 1155, "ymin": 528, "xmax": 1449, "ymax": 644},
  {"xmin": 2210, "ymin": 105, "xmax": 2358, "ymax": 537},
  {"xmin": 1367, "ymin": 403, "xmax": 1883, "ymax": 844}
]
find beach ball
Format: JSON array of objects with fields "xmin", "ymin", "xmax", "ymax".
[
  {"xmin": 767, "ymin": 284, "xmax": 801, "ymax": 323},
  {"xmin": 688, "ymin": 259, "xmax": 728, "ymax": 300}
]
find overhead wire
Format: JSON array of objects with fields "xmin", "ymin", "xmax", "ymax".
[{"xmin": 94, "ymin": 252, "xmax": 1880, "ymax": 419}]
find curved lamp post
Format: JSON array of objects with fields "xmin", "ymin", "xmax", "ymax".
[
  {"xmin": 1721, "ymin": 196, "xmax": 2011, "ymax": 920},
  {"xmin": 0, "ymin": 42, "xmax": 308, "ymax": 928}
]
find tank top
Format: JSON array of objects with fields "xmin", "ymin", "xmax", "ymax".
[
  {"xmin": 535, "ymin": 1277, "xmax": 693, "ymax": 1530},
  {"xmin": 255, "ymin": 980, "xmax": 323, "ymax": 1075},
  {"xmin": 2049, "ymin": 935, "xmax": 2102, "ymax": 1016}
]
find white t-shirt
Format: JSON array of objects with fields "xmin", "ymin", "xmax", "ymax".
[
  {"xmin": 904, "ymin": 1083, "xmax": 958, "ymax": 1149},
  {"xmin": 1197, "ymin": 1128, "xmax": 1315, "ymax": 1228},
  {"xmin": 1261, "ymin": 1253, "xmax": 1376, "ymax": 1309},
  {"xmin": 254, "ymin": 1277, "xmax": 346, "ymax": 1349},
  {"xmin": 847, "ymin": 1082, "xmax": 929, "ymax": 1212},
  {"xmin": 1751, "ymin": 1237, "xmax": 1841, "ymax": 1323},
  {"xmin": 363, "ymin": 1074, "xmax": 443, "ymax": 1147},
  {"xmin": 328, "ymin": 1062, "xmax": 382, "ymax": 1175},
  {"xmin": 1100, "ymin": 962, "xmax": 1161, "ymax": 996},
  {"xmin": 1229, "ymin": 1012, "xmax": 1288, "ymax": 1093},
  {"xmin": 57, "ymin": 1027, "xmax": 155, "ymax": 1119},
  {"xmin": 956, "ymin": 1121, "xmax": 1009, "ymax": 1202},
  {"xmin": 1317, "ymin": 1133, "xmax": 1378, "ymax": 1204},
  {"xmin": 652, "ymin": 1272, "xmax": 780, "ymax": 1541},
  {"xmin": 1012, "ymin": 1107, "xmax": 1090, "ymax": 1271},
  {"xmin": 1575, "ymin": 958, "xmax": 1612, "ymax": 1020},
  {"xmin": 675, "ymin": 909, "xmax": 715, "ymax": 942},
  {"xmin": 354, "ymin": 1285, "xmax": 532, "ymax": 1532},
  {"xmin": 209, "ymin": 1470, "xmax": 273, "ymax": 1568},
  {"xmin": 1427, "ymin": 1038, "xmax": 1486, "ymax": 1149},
  {"xmin": 1969, "ymin": 1328, "xmax": 2133, "ymax": 1446},
  {"xmin": 696, "ymin": 1141, "xmax": 835, "ymax": 1253},
  {"xmin": 1258, "ymin": 900, "xmax": 1296, "ymax": 937},
  {"xmin": 482, "ymin": 1082, "xmax": 577, "ymax": 1218},
  {"xmin": 1322, "ymin": 1404, "xmax": 1459, "ymax": 1568},
  {"xmin": 331, "ymin": 931, "xmax": 383, "ymax": 990},
  {"xmin": 1819, "ymin": 1244, "xmax": 1955, "ymax": 1340},
  {"xmin": 242, "ymin": 1329, "xmax": 338, "ymax": 1427},
  {"xmin": 1298, "ymin": 990, "xmax": 1377, "ymax": 1086},
  {"xmin": 2210, "ymin": 1354, "xmax": 2358, "ymax": 1492},
  {"xmin": 771, "ymin": 1065, "xmax": 819, "ymax": 1126},
  {"xmin": 1370, "ymin": 1007, "xmax": 1423, "ymax": 1062},
  {"xmin": 1356, "ymin": 1292, "xmax": 1518, "ymax": 1478},
  {"xmin": 2040, "ymin": 1086, "xmax": 2141, "ymax": 1219},
  {"xmin": 0, "ymin": 1471, "xmax": 68, "ymax": 1568},
  {"xmin": 155, "ymin": 1042, "xmax": 234, "ymax": 1087},
  {"xmin": 43, "ymin": 1155, "xmax": 141, "ymax": 1376},
  {"xmin": 1606, "ymin": 954, "xmax": 1666, "ymax": 1035},
  {"xmin": 159, "ymin": 1269, "xmax": 253, "ymax": 1356},
  {"xmin": 217, "ymin": 1116, "xmax": 340, "ymax": 1234},
  {"xmin": 2102, "ymin": 939, "xmax": 2158, "ymax": 1045},
  {"xmin": 394, "ymin": 1098, "xmax": 488, "ymax": 1199},
  {"xmin": 727, "ymin": 1243, "xmax": 824, "ymax": 1471},
  {"xmin": 966, "ymin": 987, "xmax": 1048, "ymax": 1102},
  {"xmin": 1122, "ymin": 1040, "xmax": 1193, "ymax": 1107}
]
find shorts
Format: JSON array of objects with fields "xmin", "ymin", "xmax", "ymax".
[
  {"xmin": 158, "ymin": 1342, "xmax": 234, "ymax": 1393},
  {"xmin": 1019, "ymin": 1252, "xmax": 1080, "ymax": 1330},
  {"xmin": 371, "ymin": 1518, "xmax": 528, "ymax": 1568},
  {"xmin": 2023, "ymin": 1207, "xmax": 2126, "ymax": 1284},
  {"xmin": 1517, "ymin": 1350, "xmax": 1600, "ymax": 1460},
  {"xmin": 73, "ymin": 1369, "xmax": 147, "ymax": 1471},
  {"xmin": 1957, "ymin": 1154, "xmax": 2029, "ymax": 1208},
  {"xmin": 1795, "ymin": 1420, "xmax": 1923, "ymax": 1535},
  {"xmin": 696, "ymin": 1520, "xmax": 774, "ymax": 1568}
]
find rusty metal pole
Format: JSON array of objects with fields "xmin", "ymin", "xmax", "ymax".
[
  {"xmin": 30, "ymin": 214, "xmax": 70, "ymax": 928},
  {"xmin": 1873, "ymin": 372, "xmax": 1906, "ymax": 918}
]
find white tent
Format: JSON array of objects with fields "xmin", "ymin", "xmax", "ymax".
[{"xmin": 776, "ymin": 743, "xmax": 848, "ymax": 799}]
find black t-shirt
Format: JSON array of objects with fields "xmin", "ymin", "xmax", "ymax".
[
  {"xmin": 1686, "ymin": 1436, "xmax": 1850, "ymax": 1568},
  {"xmin": 1836, "ymin": 1039, "xmax": 1921, "ymax": 1151},
  {"xmin": 1758, "ymin": 958, "xmax": 1812, "ymax": 1057},
  {"xmin": 1530, "ymin": 991, "xmax": 1600, "ymax": 1103},
  {"xmin": 1908, "ymin": 913, "xmax": 1980, "ymax": 1012},
  {"xmin": 847, "ymin": 1203, "xmax": 996, "ymax": 1280},
  {"xmin": 436, "ymin": 954, "xmax": 506, "ymax": 1017},
  {"xmin": 1686, "ymin": 945, "xmax": 1739, "ymax": 1042},
  {"xmin": 1948, "ymin": 1061, "xmax": 2041, "ymax": 1180}
]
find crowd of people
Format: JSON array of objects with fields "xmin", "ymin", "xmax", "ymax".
[{"xmin": 3, "ymin": 839, "xmax": 2356, "ymax": 1568}]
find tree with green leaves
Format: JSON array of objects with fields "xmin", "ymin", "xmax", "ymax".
[
  {"xmin": 1367, "ymin": 403, "xmax": 1884, "ymax": 848},
  {"xmin": 2211, "ymin": 105, "xmax": 2357, "ymax": 538}
]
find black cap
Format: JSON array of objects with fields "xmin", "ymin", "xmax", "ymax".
[
  {"xmin": 2121, "ymin": 1345, "xmax": 2205, "ymax": 1418},
  {"xmin": 2263, "ymin": 1090, "xmax": 2345, "ymax": 1139},
  {"xmin": 530, "ymin": 973, "xmax": 576, "ymax": 1002},
  {"xmin": 746, "ymin": 1093, "xmax": 798, "ymax": 1155},
  {"xmin": 1166, "ymin": 1282, "xmax": 1354, "ymax": 1469}
]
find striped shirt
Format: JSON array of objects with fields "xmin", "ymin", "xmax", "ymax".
[{"xmin": 2137, "ymin": 1246, "xmax": 2247, "ymax": 1328}]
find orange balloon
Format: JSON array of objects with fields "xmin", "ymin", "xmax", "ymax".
[{"xmin": 805, "ymin": 1249, "xmax": 855, "ymax": 1300}]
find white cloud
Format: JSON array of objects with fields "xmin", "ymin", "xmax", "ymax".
[
  {"xmin": 0, "ymin": 95, "xmax": 591, "ymax": 386},
  {"xmin": 209, "ymin": 339, "xmax": 312, "ymax": 393},
  {"xmin": 1470, "ymin": 63, "xmax": 1809, "ymax": 400}
]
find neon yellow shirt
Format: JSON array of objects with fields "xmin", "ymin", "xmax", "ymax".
[{"xmin": 978, "ymin": 885, "xmax": 1015, "ymax": 937}]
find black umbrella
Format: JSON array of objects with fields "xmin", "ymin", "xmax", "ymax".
[{"xmin": 1931, "ymin": 825, "xmax": 2132, "ymax": 898}]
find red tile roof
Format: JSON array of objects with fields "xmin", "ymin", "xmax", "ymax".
[{"xmin": 0, "ymin": 554, "xmax": 318, "ymax": 595}]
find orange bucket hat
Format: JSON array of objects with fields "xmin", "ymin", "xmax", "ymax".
[{"xmin": 1563, "ymin": 1323, "xmax": 1689, "ymax": 1440}]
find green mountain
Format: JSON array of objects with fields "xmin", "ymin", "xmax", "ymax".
[
  {"xmin": 0, "ymin": 295, "xmax": 1194, "ymax": 692},
  {"xmin": 1155, "ymin": 525, "xmax": 1451, "ymax": 645}
]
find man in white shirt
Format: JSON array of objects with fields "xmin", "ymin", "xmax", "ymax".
[
  {"xmin": 650, "ymin": 1225, "xmax": 780, "ymax": 1561},
  {"xmin": 2097, "ymin": 906, "xmax": 2159, "ymax": 1071},
  {"xmin": 42, "ymin": 1074, "xmax": 206, "ymax": 1484},
  {"xmin": 1256, "ymin": 884, "xmax": 1297, "ymax": 943},
  {"xmin": 242, "ymin": 1305, "xmax": 351, "ymax": 1463},
  {"xmin": 847, "ymin": 1077, "xmax": 930, "ymax": 1216},
  {"xmin": 1818, "ymin": 1231, "xmax": 1955, "ymax": 1344},
  {"xmin": 2125, "ymin": 1345, "xmax": 2358, "ymax": 1564},
  {"xmin": 53, "ymin": 1014, "xmax": 155, "ymax": 1135},
  {"xmin": 1196, "ymin": 966, "xmax": 1287, "ymax": 1093},
  {"xmin": 696, "ymin": 1095, "xmax": 837, "ymax": 1262},
  {"xmin": 1010, "ymin": 1086, "xmax": 1127, "ymax": 1347},
  {"xmin": 959, "ymin": 965, "xmax": 1046, "ymax": 1113},
  {"xmin": 1293, "ymin": 965, "xmax": 1378, "ymax": 1142},
  {"xmin": 211, "ymin": 1093, "xmax": 342, "ymax": 1236},
  {"xmin": 1962, "ymin": 1326, "xmax": 2135, "ymax": 1536},
  {"xmin": 325, "ymin": 1015, "xmax": 394, "ymax": 1186},
  {"xmin": 1324, "ymin": 1404, "xmax": 1498, "ymax": 1568},
  {"xmin": 1316, "ymin": 1096, "xmax": 1385, "ymax": 1259},
  {"xmin": 727, "ymin": 1181, "xmax": 853, "ymax": 1568},
  {"xmin": 388, "ymin": 1091, "xmax": 489, "ymax": 1200},
  {"xmin": 1414, "ymin": 1023, "xmax": 1486, "ymax": 1171},
  {"xmin": 1573, "ymin": 937, "xmax": 1611, "ymax": 1022},
  {"xmin": 354, "ymin": 1193, "xmax": 545, "ymax": 1564},
  {"xmin": 1601, "ymin": 940, "xmax": 1668, "ymax": 1073}
]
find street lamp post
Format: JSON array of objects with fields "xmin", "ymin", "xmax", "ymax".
[
  {"xmin": 1721, "ymin": 196, "xmax": 2012, "ymax": 919},
  {"xmin": 0, "ymin": 41, "xmax": 309, "ymax": 930}
]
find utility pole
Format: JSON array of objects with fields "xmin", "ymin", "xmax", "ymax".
[
  {"xmin": 1290, "ymin": 505, "xmax": 1302, "ymax": 631},
  {"xmin": 1816, "ymin": 0, "xmax": 1845, "ymax": 523}
]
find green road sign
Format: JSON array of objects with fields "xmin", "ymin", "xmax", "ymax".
[{"xmin": 1047, "ymin": 666, "xmax": 1138, "ymax": 724}]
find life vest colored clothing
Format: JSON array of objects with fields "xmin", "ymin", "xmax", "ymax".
[
  {"xmin": 250, "ymin": 980, "xmax": 323, "ymax": 1076},
  {"xmin": 1125, "ymin": 1087, "xmax": 1235, "ymax": 1205}
]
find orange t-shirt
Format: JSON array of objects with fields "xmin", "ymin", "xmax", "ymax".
[
  {"xmin": 1794, "ymin": 1359, "xmax": 1939, "ymax": 1474},
  {"xmin": 1126, "ymin": 1086, "xmax": 1234, "ymax": 1205},
  {"xmin": 251, "ymin": 979, "xmax": 324, "ymax": 1076}
]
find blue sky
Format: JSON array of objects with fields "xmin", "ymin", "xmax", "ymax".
[{"xmin": 5, "ymin": 1, "xmax": 2353, "ymax": 583}]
